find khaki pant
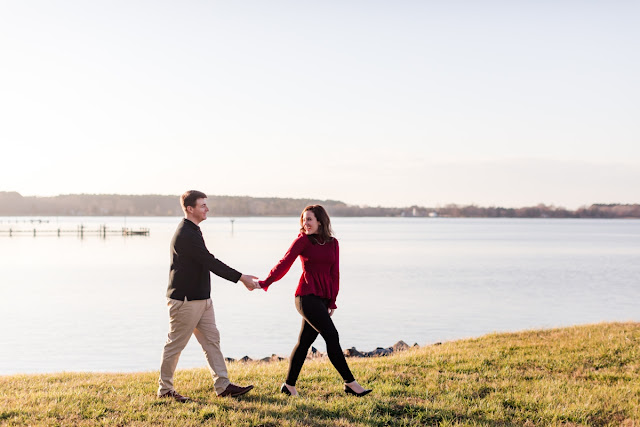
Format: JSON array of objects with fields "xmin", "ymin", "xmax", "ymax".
[{"xmin": 158, "ymin": 297, "xmax": 230, "ymax": 396}]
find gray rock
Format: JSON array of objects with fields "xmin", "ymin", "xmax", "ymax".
[
  {"xmin": 366, "ymin": 347, "xmax": 393, "ymax": 357},
  {"xmin": 262, "ymin": 354, "xmax": 286, "ymax": 362},
  {"xmin": 392, "ymin": 340, "xmax": 410, "ymax": 352},
  {"xmin": 344, "ymin": 347, "xmax": 363, "ymax": 357},
  {"xmin": 307, "ymin": 346, "xmax": 326, "ymax": 359}
]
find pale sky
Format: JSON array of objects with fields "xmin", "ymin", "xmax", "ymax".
[{"xmin": 1, "ymin": 1, "xmax": 638, "ymax": 209}]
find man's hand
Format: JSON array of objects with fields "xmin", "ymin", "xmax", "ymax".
[
  {"xmin": 328, "ymin": 308, "xmax": 335, "ymax": 317},
  {"xmin": 239, "ymin": 274, "xmax": 260, "ymax": 291}
]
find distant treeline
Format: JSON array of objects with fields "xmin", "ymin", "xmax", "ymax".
[
  {"xmin": 428, "ymin": 203, "xmax": 640, "ymax": 219},
  {"xmin": 0, "ymin": 192, "xmax": 638, "ymax": 218}
]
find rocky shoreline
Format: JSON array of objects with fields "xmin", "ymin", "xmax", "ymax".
[{"xmin": 225, "ymin": 340, "xmax": 429, "ymax": 363}]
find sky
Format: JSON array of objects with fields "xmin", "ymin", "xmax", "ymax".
[{"xmin": 1, "ymin": 1, "xmax": 638, "ymax": 209}]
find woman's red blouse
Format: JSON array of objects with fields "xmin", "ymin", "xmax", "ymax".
[{"xmin": 258, "ymin": 233, "xmax": 340, "ymax": 309}]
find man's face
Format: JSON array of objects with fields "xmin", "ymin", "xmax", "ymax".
[{"xmin": 189, "ymin": 198, "xmax": 209, "ymax": 223}]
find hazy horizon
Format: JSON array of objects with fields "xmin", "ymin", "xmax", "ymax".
[
  {"xmin": 1, "ymin": 190, "xmax": 635, "ymax": 211},
  {"xmin": 2, "ymin": 1, "xmax": 638, "ymax": 209}
]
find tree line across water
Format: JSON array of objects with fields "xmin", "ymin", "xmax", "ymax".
[{"xmin": 0, "ymin": 192, "xmax": 638, "ymax": 218}]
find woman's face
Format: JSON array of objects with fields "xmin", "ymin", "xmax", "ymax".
[{"xmin": 302, "ymin": 210, "xmax": 320, "ymax": 235}]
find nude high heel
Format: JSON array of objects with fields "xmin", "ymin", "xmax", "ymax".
[{"xmin": 280, "ymin": 383, "xmax": 298, "ymax": 397}]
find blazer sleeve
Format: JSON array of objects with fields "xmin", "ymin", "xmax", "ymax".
[
  {"xmin": 259, "ymin": 234, "xmax": 308, "ymax": 291},
  {"xmin": 329, "ymin": 238, "xmax": 340, "ymax": 309}
]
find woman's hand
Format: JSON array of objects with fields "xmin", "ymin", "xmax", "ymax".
[
  {"xmin": 328, "ymin": 308, "xmax": 335, "ymax": 317},
  {"xmin": 239, "ymin": 274, "xmax": 260, "ymax": 291}
]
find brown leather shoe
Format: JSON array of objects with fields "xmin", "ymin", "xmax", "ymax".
[
  {"xmin": 218, "ymin": 383, "xmax": 254, "ymax": 398},
  {"xmin": 159, "ymin": 390, "xmax": 190, "ymax": 403}
]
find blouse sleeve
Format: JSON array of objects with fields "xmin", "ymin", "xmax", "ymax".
[
  {"xmin": 259, "ymin": 234, "xmax": 309, "ymax": 291},
  {"xmin": 329, "ymin": 238, "xmax": 340, "ymax": 309}
]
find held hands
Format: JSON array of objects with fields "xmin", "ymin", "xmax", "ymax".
[{"xmin": 239, "ymin": 275, "xmax": 261, "ymax": 291}]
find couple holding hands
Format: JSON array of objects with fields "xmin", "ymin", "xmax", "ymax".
[{"xmin": 157, "ymin": 190, "xmax": 371, "ymax": 402}]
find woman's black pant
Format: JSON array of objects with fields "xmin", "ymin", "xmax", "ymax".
[{"xmin": 286, "ymin": 294, "xmax": 355, "ymax": 386}]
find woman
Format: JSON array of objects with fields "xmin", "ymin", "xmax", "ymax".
[{"xmin": 258, "ymin": 205, "xmax": 372, "ymax": 397}]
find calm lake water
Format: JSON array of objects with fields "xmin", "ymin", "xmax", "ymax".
[{"xmin": 0, "ymin": 216, "xmax": 639, "ymax": 375}]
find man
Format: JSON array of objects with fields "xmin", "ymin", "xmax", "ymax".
[{"xmin": 158, "ymin": 190, "xmax": 258, "ymax": 402}]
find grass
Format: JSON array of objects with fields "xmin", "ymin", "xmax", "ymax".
[{"xmin": 1, "ymin": 322, "xmax": 639, "ymax": 426}]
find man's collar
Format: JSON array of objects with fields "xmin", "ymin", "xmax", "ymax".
[{"xmin": 183, "ymin": 218, "xmax": 200, "ymax": 229}]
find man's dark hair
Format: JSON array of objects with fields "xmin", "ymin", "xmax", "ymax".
[{"xmin": 181, "ymin": 190, "xmax": 207, "ymax": 211}]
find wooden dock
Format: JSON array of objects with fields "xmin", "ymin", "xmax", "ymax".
[{"xmin": 0, "ymin": 225, "xmax": 150, "ymax": 238}]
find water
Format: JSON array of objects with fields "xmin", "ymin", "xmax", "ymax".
[{"xmin": 0, "ymin": 216, "xmax": 638, "ymax": 375}]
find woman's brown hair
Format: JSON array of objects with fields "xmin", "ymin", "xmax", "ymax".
[{"xmin": 299, "ymin": 205, "xmax": 334, "ymax": 244}]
